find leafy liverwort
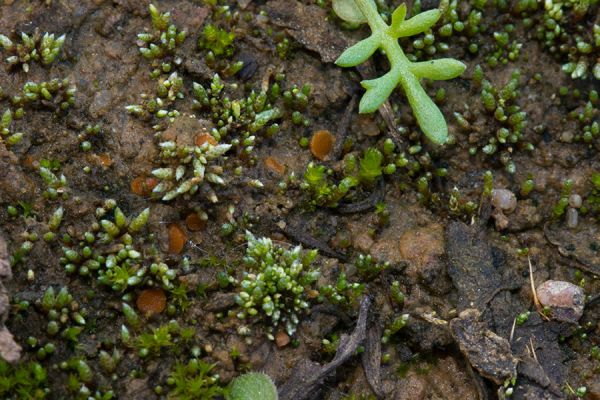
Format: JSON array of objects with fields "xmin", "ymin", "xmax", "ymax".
[{"xmin": 333, "ymin": 0, "xmax": 466, "ymax": 144}]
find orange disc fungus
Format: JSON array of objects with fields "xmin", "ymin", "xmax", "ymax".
[
  {"xmin": 185, "ymin": 213, "xmax": 206, "ymax": 231},
  {"xmin": 195, "ymin": 133, "xmax": 217, "ymax": 147},
  {"xmin": 136, "ymin": 288, "xmax": 167, "ymax": 316},
  {"xmin": 310, "ymin": 130, "xmax": 335, "ymax": 160},
  {"xmin": 167, "ymin": 223, "xmax": 187, "ymax": 254},
  {"xmin": 131, "ymin": 176, "xmax": 159, "ymax": 197},
  {"xmin": 264, "ymin": 156, "xmax": 286, "ymax": 176}
]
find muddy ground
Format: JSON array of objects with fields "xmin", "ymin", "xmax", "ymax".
[{"xmin": 0, "ymin": 0, "xmax": 598, "ymax": 399}]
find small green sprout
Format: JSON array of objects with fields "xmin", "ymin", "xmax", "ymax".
[
  {"xmin": 333, "ymin": 0, "xmax": 466, "ymax": 144},
  {"xmin": 358, "ymin": 147, "xmax": 384, "ymax": 184},
  {"xmin": 167, "ymin": 359, "xmax": 223, "ymax": 399},
  {"xmin": 39, "ymin": 286, "xmax": 86, "ymax": 342},
  {"xmin": 319, "ymin": 272, "xmax": 364, "ymax": 306},
  {"xmin": 0, "ymin": 30, "xmax": 65, "ymax": 72},
  {"xmin": 13, "ymin": 79, "xmax": 76, "ymax": 112},
  {"xmin": 138, "ymin": 4, "xmax": 186, "ymax": 68},
  {"xmin": 135, "ymin": 325, "xmax": 173, "ymax": 357},
  {"xmin": 301, "ymin": 162, "xmax": 358, "ymax": 208},
  {"xmin": 151, "ymin": 139, "xmax": 231, "ymax": 201},
  {"xmin": 198, "ymin": 24, "xmax": 235, "ymax": 58},
  {"xmin": 0, "ymin": 108, "xmax": 24, "ymax": 146},
  {"xmin": 126, "ymin": 71, "xmax": 183, "ymax": 128},
  {"xmin": 39, "ymin": 165, "xmax": 68, "ymax": 201},
  {"xmin": 355, "ymin": 253, "xmax": 388, "ymax": 280}
]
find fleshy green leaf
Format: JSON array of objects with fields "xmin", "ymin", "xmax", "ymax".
[
  {"xmin": 359, "ymin": 70, "xmax": 400, "ymax": 113},
  {"xmin": 390, "ymin": 9, "xmax": 441, "ymax": 37},
  {"xmin": 332, "ymin": 0, "xmax": 367, "ymax": 24},
  {"xmin": 400, "ymin": 73, "xmax": 448, "ymax": 144},
  {"xmin": 335, "ymin": 35, "xmax": 380, "ymax": 67},
  {"xmin": 409, "ymin": 59, "xmax": 466, "ymax": 80}
]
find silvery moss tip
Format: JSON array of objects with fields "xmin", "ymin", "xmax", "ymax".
[{"xmin": 227, "ymin": 372, "xmax": 278, "ymax": 400}]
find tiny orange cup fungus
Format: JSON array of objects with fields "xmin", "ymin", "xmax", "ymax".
[
  {"xmin": 310, "ymin": 130, "xmax": 335, "ymax": 160},
  {"xmin": 167, "ymin": 223, "xmax": 187, "ymax": 254},
  {"xmin": 136, "ymin": 288, "xmax": 167, "ymax": 316}
]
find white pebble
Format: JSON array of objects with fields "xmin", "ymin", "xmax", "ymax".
[
  {"xmin": 566, "ymin": 207, "xmax": 578, "ymax": 228},
  {"xmin": 491, "ymin": 189, "xmax": 517, "ymax": 213},
  {"xmin": 568, "ymin": 194, "xmax": 582, "ymax": 208},
  {"xmin": 536, "ymin": 280, "xmax": 584, "ymax": 323}
]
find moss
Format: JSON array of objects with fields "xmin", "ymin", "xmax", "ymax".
[
  {"xmin": 198, "ymin": 24, "xmax": 235, "ymax": 58},
  {"xmin": 166, "ymin": 359, "xmax": 223, "ymax": 399},
  {"xmin": 0, "ymin": 360, "xmax": 48, "ymax": 399},
  {"xmin": 235, "ymin": 231, "xmax": 320, "ymax": 337},
  {"xmin": 0, "ymin": 29, "xmax": 65, "ymax": 72}
]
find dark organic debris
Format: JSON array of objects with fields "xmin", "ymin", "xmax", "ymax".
[
  {"xmin": 509, "ymin": 355, "xmax": 565, "ymax": 400},
  {"xmin": 544, "ymin": 222, "xmax": 600, "ymax": 276},
  {"xmin": 450, "ymin": 308, "xmax": 518, "ymax": 385},
  {"xmin": 266, "ymin": 0, "xmax": 348, "ymax": 63},
  {"xmin": 361, "ymin": 321, "xmax": 386, "ymax": 398},
  {"xmin": 277, "ymin": 296, "xmax": 370, "ymax": 400},
  {"xmin": 280, "ymin": 221, "xmax": 348, "ymax": 261},
  {"xmin": 446, "ymin": 221, "xmax": 503, "ymax": 311}
]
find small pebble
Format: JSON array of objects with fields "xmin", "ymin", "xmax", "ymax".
[
  {"xmin": 568, "ymin": 194, "xmax": 582, "ymax": 208},
  {"xmin": 536, "ymin": 280, "xmax": 584, "ymax": 323},
  {"xmin": 491, "ymin": 189, "xmax": 517, "ymax": 213},
  {"xmin": 566, "ymin": 207, "xmax": 578, "ymax": 228}
]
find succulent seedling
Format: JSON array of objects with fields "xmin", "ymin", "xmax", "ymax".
[
  {"xmin": 227, "ymin": 372, "xmax": 278, "ymax": 400},
  {"xmin": 333, "ymin": 0, "xmax": 466, "ymax": 144}
]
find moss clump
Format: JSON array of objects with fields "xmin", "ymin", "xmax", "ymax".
[
  {"xmin": 166, "ymin": 359, "xmax": 223, "ymax": 399},
  {"xmin": 198, "ymin": 24, "xmax": 235, "ymax": 58},
  {"xmin": 0, "ymin": 360, "xmax": 48, "ymax": 399},
  {"xmin": 235, "ymin": 231, "xmax": 320, "ymax": 337},
  {"xmin": 137, "ymin": 4, "xmax": 186, "ymax": 73},
  {"xmin": 0, "ymin": 29, "xmax": 65, "ymax": 72},
  {"xmin": 151, "ymin": 140, "xmax": 231, "ymax": 202}
]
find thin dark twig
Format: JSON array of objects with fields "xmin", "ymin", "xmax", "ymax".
[
  {"xmin": 279, "ymin": 221, "xmax": 348, "ymax": 261},
  {"xmin": 337, "ymin": 177, "xmax": 385, "ymax": 214},
  {"xmin": 331, "ymin": 95, "xmax": 357, "ymax": 160},
  {"xmin": 278, "ymin": 296, "xmax": 371, "ymax": 400}
]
